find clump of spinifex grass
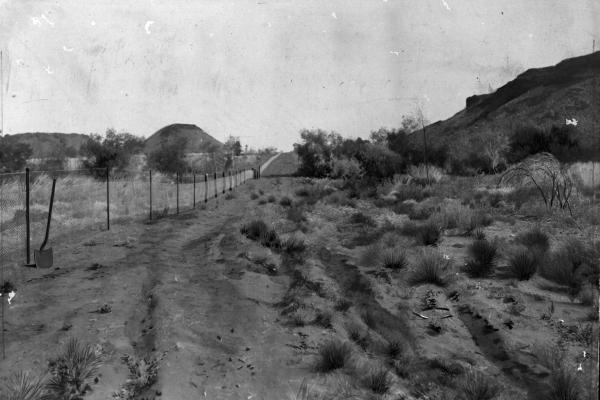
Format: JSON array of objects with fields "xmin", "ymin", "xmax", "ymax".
[
  {"xmin": 463, "ymin": 239, "xmax": 498, "ymax": 278},
  {"xmin": 314, "ymin": 340, "xmax": 353, "ymax": 372}
]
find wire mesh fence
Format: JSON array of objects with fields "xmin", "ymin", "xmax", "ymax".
[{"xmin": 0, "ymin": 167, "xmax": 255, "ymax": 268}]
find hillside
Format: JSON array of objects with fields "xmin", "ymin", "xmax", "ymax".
[
  {"xmin": 424, "ymin": 51, "xmax": 600, "ymax": 158},
  {"xmin": 2, "ymin": 132, "xmax": 90, "ymax": 158},
  {"xmin": 144, "ymin": 123, "xmax": 223, "ymax": 155}
]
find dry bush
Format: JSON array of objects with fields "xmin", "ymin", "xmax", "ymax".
[
  {"xmin": 417, "ymin": 221, "xmax": 442, "ymax": 246},
  {"xmin": 113, "ymin": 354, "xmax": 161, "ymax": 400},
  {"xmin": 409, "ymin": 249, "xmax": 450, "ymax": 287},
  {"xmin": 463, "ymin": 239, "xmax": 498, "ymax": 278},
  {"xmin": 280, "ymin": 196, "xmax": 292, "ymax": 207},
  {"xmin": 314, "ymin": 340, "xmax": 353, "ymax": 372}
]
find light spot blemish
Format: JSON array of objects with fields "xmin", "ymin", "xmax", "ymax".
[
  {"xmin": 62, "ymin": 45, "xmax": 74, "ymax": 52},
  {"xmin": 44, "ymin": 65, "xmax": 53, "ymax": 74},
  {"xmin": 441, "ymin": 0, "xmax": 451, "ymax": 11},
  {"xmin": 145, "ymin": 21, "xmax": 155, "ymax": 34},
  {"xmin": 41, "ymin": 14, "xmax": 55, "ymax": 26},
  {"xmin": 331, "ymin": 12, "xmax": 337, "ymax": 19},
  {"xmin": 90, "ymin": 20, "xmax": 96, "ymax": 26},
  {"xmin": 31, "ymin": 17, "xmax": 42, "ymax": 26}
]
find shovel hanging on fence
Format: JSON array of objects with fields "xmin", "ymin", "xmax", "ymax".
[{"xmin": 33, "ymin": 178, "xmax": 56, "ymax": 268}]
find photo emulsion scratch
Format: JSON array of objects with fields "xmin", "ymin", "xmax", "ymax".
[{"xmin": 0, "ymin": 0, "xmax": 599, "ymax": 399}]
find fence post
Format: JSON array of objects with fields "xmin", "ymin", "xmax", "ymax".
[
  {"xmin": 25, "ymin": 167, "xmax": 30, "ymax": 265},
  {"xmin": 214, "ymin": 172, "xmax": 218, "ymax": 198},
  {"xmin": 106, "ymin": 167, "xmax": 110, "ymax": 230},
  {"xmin": 205, "ymin": 174, "xmax": 208, "ymax": 203},
  {"xmin": 229, "ymin": 170, "xmax": 232, "ymax": 191},
  {"xmin": 234, "ymin": 169, "xmax": 238, "ymax": 188},
  {"xmin": 149, "ymin": 169, "xmax": 152, "ymax": 220},
  {"xmin": 176, "ymin": 172, "xmax": 180, "ymax": 215},
  {"xmin": 193, "ymin": 173, "xmax": 196, "ymax": 208},
  {"xmin": 222, "ymin": 171, "xmax": 226, "ymax": 194}
]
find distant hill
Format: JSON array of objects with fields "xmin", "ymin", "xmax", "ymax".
[
  {"xmin": 144, "ymin": 124, "xmax": 223, "ymax": 155},
  {"xmin": 2, "ymin": 132, "xmax": 90, "ymax": 158},
  {"xmin": 422, "ymin": 51, "xmax": 600, "ymax": 159}
]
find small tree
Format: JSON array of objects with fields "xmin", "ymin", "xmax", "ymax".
[
  {"xmin": 0, "ymin": 139, "xmax": 32, "ymax": 172},
  {"xmin": 147, "ymin": 136, "xmax": 188, "ymax": 174},
  {"xmin": 500, "ymin": 152, "xmax": 574, "ymax": 214},
  {"xmin": 293, "ymin": 129, "xmax": 340, "ymax": 177},
  {"xmin": 82, "ymin": 128, "xmax": 145, "ymax": 173}
]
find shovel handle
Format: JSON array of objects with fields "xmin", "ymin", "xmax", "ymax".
[{"xmin": 40, "ymin": 178, "xmax": 56, "ymax": 251}]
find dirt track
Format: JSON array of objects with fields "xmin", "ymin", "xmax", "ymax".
[{"xmin": 0, "ymin": 179, "xmax": 313, "ymax": 400}]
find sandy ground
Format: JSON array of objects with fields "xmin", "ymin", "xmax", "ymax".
[{"xmin": 0, "ymin": 176, "xmax": 598, "ymax": 400}]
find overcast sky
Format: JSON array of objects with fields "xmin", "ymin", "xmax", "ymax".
[{"xmin": 0, "ymin": 0, "xmax": 598, "ymax": 150}]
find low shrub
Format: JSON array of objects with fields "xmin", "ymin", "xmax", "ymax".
[
  {"xmin": 287, "ymin": 206, "xmax": 306, "ymax": 223},
  {"xmin": 250, "ymin": 192, "xmax": 259, "ymax": 200},
  {"xmin": 334, "ymin": 298, "xmax": 352, "ymax": 312},
  {"xmin": 279, "ymin": 196, "xmax": 292, "ymax": 207},
  {"xmin": 393, "ymin": 184, "xmax": 432, "ymax": 202},
  {"xmin": 463, "ymin": 239, "xmax": 498, "ymax": 278},
  {"xmin": 408, "ymin": 206, "xmax": 435, "ymax": 221},
  {"xmin": 224, "ymin": 192, "xmax": 235, "ymax": 200},
  {"xmin": 381, "ymin": 247, "xmax": 408, "ymax": 270},
  {"xmin": 504, "ymin": 247, "xmax": 538, "ymax": 280},
  {"xmin": 258, "ymin": 198, "xmax": 267, "ymax": 205},
  {"xmin": 314, "ymin": 310, "xmax": 333, "ymax": 328},
  {"xmin": 241, "ymin": 220, "xmax": 280, "ymax": 248},
  {"xmin": 539, "ymin": 242, "xmax": 599, "ymax": 296},
  {"xmin": 267, "ymin": 195, "xmax": 276, "ymax": 203},
  {"xmin": 409, "ymin": 249, "xmax": 450, "ymax": 287},
  {"xmin": 314, "ymin": 340, "xmax": 352, "ymax": 372}
]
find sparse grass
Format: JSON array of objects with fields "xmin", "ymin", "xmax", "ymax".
[
  {"xmin": 463, "ymin": 239, "xmax": 498, "ymax": 278},
  {"xmin": 504, "ymin": 247, "xmax": 538, "ymax": 280},
  {"xmin": 360, "ymin": 243, "xmax": 383, "ymax": 267},
  {"xmin": 360, "ymin": 309, "xmax": 377, "ymax": 329},
  {"xmin": 224, "ymin": 192, "xmax": 235, "ymax": 200},
  {"xmin": 517, "ymin": 226, "xmax": 549, "ymax": 253},
  {"xmin": 393, "ymin": 184, "xmax": 432, "ymax": 202},
  {"xmin": 349, "ymin": 212, "xmax": 376, "ymax": 226},
  {"xmin": 392, "ymin": 355, "xmax": 414, "ymax": 379},
  {"xmin": 545, "ymin": 367, "xmax": 584, "ymax": 400},
  {"xmin": 3, "ymin": 371, "xmax": 44, "ymax": 400},
  {"xmin": 345, "ymin": 322, "xmax": 369, "ymax": 349},
  {"xmin": 280, "ymin": 196, "xmax": 292, "ymax": 207},
  {"xmin": 45, "ymin": 338, "xmax": 102, "ymax": 400},
  {"xmin": 314, "ymin": 340, "xmax": 353, "ymax": 372},
  {"xmin": 409, "ymin": 249, "xmax": 449, "ymax": 287},
  {"xmin": 314, "ymin": 310, "xmax": 333, "ymax": 328},
  {"xmin": 287, "ymin": 206, "xmax": 306, "ymax": 223},
  {"xmin": 381, "ymin": 247, "xmax": 408, "ymax": 270},
  {"xmin": 386, "ymin": 338, "xmax": 406, "ymax": 359},
  {"xmin": 456, "ymin": 370, "xmax": 501, "ymax": 400},
  {"xmin": 334, "ymin": 298, "xmax": 352, "ymax": 312},
  {"xmin": 362, "ymin": 366, "xmax": 390, "ymax": 394}
]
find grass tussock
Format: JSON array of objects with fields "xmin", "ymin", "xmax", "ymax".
[
  {"xmin": 414, "ymin": 221, "xmax": 442, "ymax": 246},
  {"xmin": 409, "ymin": 249, "xmax": 450, "ymax": 287},
  {"xmin": 362, "ymin": 366, "xmax": 391, "ymax": 394},
  {"xmin": 345, "ymin": 322, "xmax": 369, "ymax": 350},
  {"xmin": 281, "ymin": 235, "xmax": 306, "ymax": 254},
  {"xmin": 267, "ymin": 194, "xmax": 277, "ymax": 203},
  {"xmin": 381, "ymin": 247, "xmax": 408, "ymax": 270},
  {"xmin": 504, "ymin": 247, "xmax": 538, "ymax": 280},
  {"xmin": 456, "ymin": 370, "xmax": 501, "ymax": 400},
  {"xmin": 463, "ymin": 239, "xmax": 498, "ymax": 278},
  {"xmin": 314, "ymin": 340, "xmax": 353, "ymax": 372},
  {"xmin": 241, "ymin": 220, "xmax": 281, "ymax": 248}
]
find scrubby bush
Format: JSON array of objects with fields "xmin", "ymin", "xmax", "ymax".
[
  {"xmin": 463, "ymin": 239, "xmax": 498, "ymax": 278},
  {"xmin": 409, "ymin": 249, "xmax": 450, "ymax": 287},
  {"xmin": 241, "ymin": 220, "xmax": 280, "ymax": 248},
  {"xmin": 250, "ymin": 192, "xmax": 259, "ymax": 200},
  {"xmin": 331, "ymin": 157, "xmax": 364, "ymax": 180},
  {"xmin": 314, "ymin": 340, "xmax": 353, "ymax": 372},
  {"xmin": 504, "ymin": 247, "xmax": 538, "ymax": 280},
  {"xmin": 267, "ymin": 195, "xmax": 276, "ymax": 203},
  {"xmin": 381, "ymin": 247, "xmax": 408, "ymax": 270},
  {"xmin": 540, "ymin": 240, "xmax": 599, "ymax": 296}
]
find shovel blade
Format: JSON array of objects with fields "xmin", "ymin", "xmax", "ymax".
[{"xmin": 34, "ymin": 248, "xmax": 53, "ymax": 269}]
